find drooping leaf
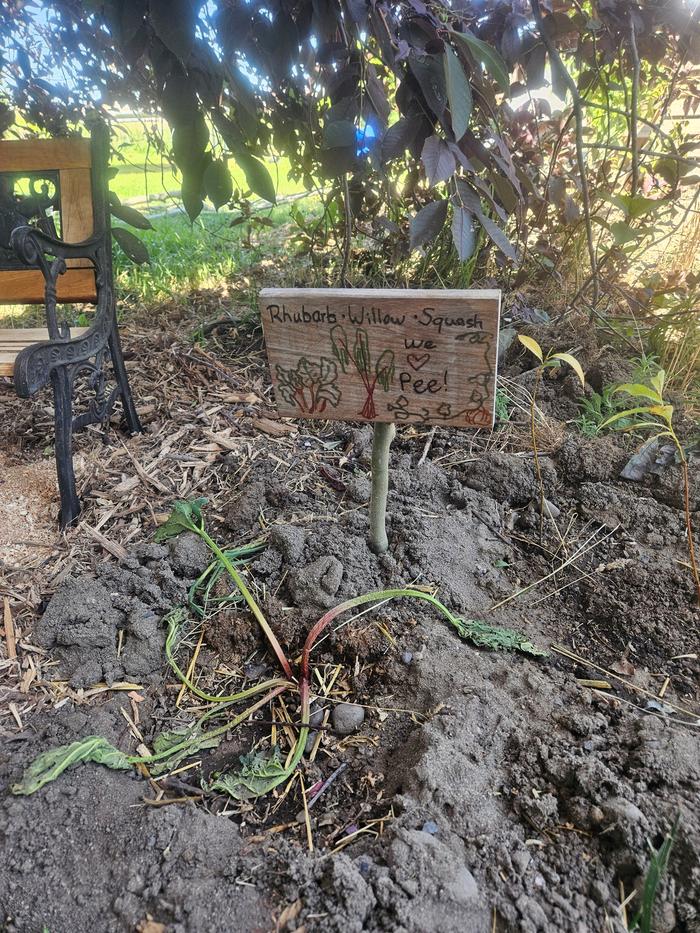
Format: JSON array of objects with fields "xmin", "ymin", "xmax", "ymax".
[
  {"xmin": 421, "ymin": 135, "xmax": 456, "ymax": 187},
  {"xmin": 381, "ymin": 118, "xmax": 416, "ymax": 161},
  {"xmin": 110, "ymin": 202, "xmax": 154, "ymax": 230},
  {"xmin": 204, "ymin": 159, "xmax": 233, "ymax": 210},
  {"xmin": 451, "ymin": 206, "xmax": 475, "ymax": 260},
  {"xmin": 408, "ymin": 52, "xmax": 448, "ymax": 119},
  {"xmin": 235, "ymin": 153, "xmax": 277, "ymax": 203},
  {"xmin": 181, "ymin": 170, "xmax": 205, "ymax": 222},
  {"xmin": 550, "ymin": 352, "xmax": 585, "ymax": 387},
  {"xmin": 452, "ymin": 30, "xmax": 510, "ymax": 94},
  {"xmin": 113, "ymin": 227, "xmax": 150, "ymax": 265},
  {"xmin": 443, "ymin": 46, "xmax": 472, "ymax": 141},
  {"xmin": 410, "ymin": 199, "xmax": 448, "ymax": 250},
  {"xmin": 12, "ymin": 736, "xmax": 131, "ymax": 795},
  {"xmin": 149, "ymin": 0, "xmax": 196, "ymax": 63},
  {"xmin": 154, "ymin": 498, "xmax": 208, "ymax": 542},
  {"xmin": 600, "ymin": 406, "xmax": 660, "ymax": 430},
  {"xmin": 517, "ymin": 334, "xmax": 543, "ymax": 362}
]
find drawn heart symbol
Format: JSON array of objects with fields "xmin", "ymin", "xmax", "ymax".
[{"xmin": 407, "ymin": 353, "xmax": 430, "ymax": 371}]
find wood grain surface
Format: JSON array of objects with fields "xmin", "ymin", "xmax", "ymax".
[{"xmin": 260, "ymin": 288, "xmax": 501, "ymax": 428}]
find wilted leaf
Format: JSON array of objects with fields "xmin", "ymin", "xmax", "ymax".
[
  {"xmin": 550, "ymin": 351, "xmax": 585, "ymax": 387},
  {"xmin": 204, "ymin": 159, "xmax": 233, "ymax": 209},
  {"xmin": 421, "ymin": 135, "xmax": 456, "ymax": 187},
  {"xmin": 207, "ymin": 747, "xmax": 290, "ymax": 800},
  {"xmin": 454, "ymin": 619, "xmax": 548, "ymax": 656},
  {"xmin": 443, "ymin": 46, "xmax": 472, "ymax": 141},
  {"xmin": 154, "ymin": 498, "xmax": 208, "ymax": 542},
  {"xmin": 451, "ymin": 206, "xmax": 475, "ymax": 260},
  {"xmin": 113, "ymin": 227, "xmax": 150, "ymax": 264},
  {"xmin": 12, "ymin": 736, "xmax": 131, "ymax": 795},
  {"xmin": 452, "ymin": 30, "xmax": 510, "ymax": 94},
  {"xmin": 517, "ymin": 334, "xmax": 543, "ymax": 362},
  {"xmin": 410, "ymin": 199, "xmax": 448, "ymax": 250},
  {"xmin": 110, "ymin": 202, "xmax": 154, "ymax": 230}
]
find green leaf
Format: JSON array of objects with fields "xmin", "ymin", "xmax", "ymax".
[
  {"xmin": 443, "ymin": 46, "xmax": 472, "ymax": 141},
  {"xmin": 323, "ymin": 120, "xmax": 356, "ymax": 149},
  {"xmin": 207, "ymin": 747, "xmax": 290, "ymax": 800},
  {"xmin": 518, "ymin": 334, "xmax": 543, "ymax": 362},
  {"xmin": 149, "ymin": 0, "xmax": 196, "ymax": 63},
  {"xmin": 550, "ymin": 352, "xmax": 585, "ymax": 387},
  {"xmin": 154, "ymin": 498, "xmax": 208, "ymax": 542},
  {"xmin": 651, "ymin": 369, "xmax": 666, "ymax": 399},
  {"xmin": 454, "ymin": 619, "xmax": 548, "ymax": 657},
  {"xmin": 148, "ymin": 727, "xmax": 223, "ymax": 776},
  {"xmin": 615, "ymin": 383, "xmax": 663, "ymax": 404},
  {"xmin": 12, "ymin": 736, "xmax": 131, "ymax": 795},
  {"xmin": 113, "ymin": 227, "xmax": 150, "ymax": 265},
  {"xmin": 235, "ymin": 152, "xmax": 276, "ymax": 203},
  {"xmin": 630, "ymin": 816, "xmax": 679, "ymax": 933},
  {"xmin": 110, "ymin": 202, "xmax": 154, "ymax": 230},
  {"xmin": 600, "ymin": 406, "xmax": 658, "ymax": 429},
  {"xmin": 204, "ymin": 159, "xmax": 233, "ymax": 210},
  {"xmin": 452, "ymin": 30, "xmax": 510, "ymax": 94},
  {"xmin": 611, "ymin": 221, "xmax": 643, "ymax": 246}
]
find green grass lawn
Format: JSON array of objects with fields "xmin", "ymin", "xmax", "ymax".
[
  {"xmin": 110, "ymin": 118, "xmax": 306, "ymax": 205},
  {"xmin": 113, "ymin": 202, "xmax": 317, "ymax": 303}
]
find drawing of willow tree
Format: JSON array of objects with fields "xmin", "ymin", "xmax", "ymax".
[{"xmin": 330, "ymin": 326, "xmax": 395, "ymax": 420}]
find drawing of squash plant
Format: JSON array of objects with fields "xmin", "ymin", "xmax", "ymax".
[
  {"xmin": 275, "ymin": 357, "xmax": 341, "ymax": 415},
  {"xmin": 330, "ymin": 325, "xmax": 395, "ymax": 419}
]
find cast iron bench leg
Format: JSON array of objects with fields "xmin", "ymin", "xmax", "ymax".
[
  {"xmin": 109, "ymin": 319, "xmax": 141, "ymax": 435},
  {"xmin": 52, "ymin": 367, "xmax": 80, "ymax": 528}
]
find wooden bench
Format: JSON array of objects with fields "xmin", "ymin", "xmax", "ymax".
[{"xmin": 0, "ymin": 124, "xmax": 141, "ymax": 527}]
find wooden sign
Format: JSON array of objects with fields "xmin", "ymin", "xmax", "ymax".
[{"xmin": 259, "ymin": 288, "xmax": 501, "ymax": 428}]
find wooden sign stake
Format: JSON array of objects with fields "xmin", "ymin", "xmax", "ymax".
[{"xmin": 260, "ymin": 287, "xmax": 501, "ymax": 553}]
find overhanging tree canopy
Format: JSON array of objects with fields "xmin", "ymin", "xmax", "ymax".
[{"xmin": 1, "ymin": 0, "xmax": 699, "ymax": 288}]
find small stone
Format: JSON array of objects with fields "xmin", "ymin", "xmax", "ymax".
[
  {"xmin": 401, "ymin": 651, "xmax": 413, "ymax": 664},
  {"xmin": 541, "ymin": 498, "xmax": 561, "ymax": 519},
  {"xmin": 346, "ymin": 475, "xmax": 371, "ymax": 504},
  {"xmin": 421, "ymin": 820, "xmax": 438, "ymax": 835},
  {"xmin": 332, "ymin": 702, "xmax": 365, "ymax": 735}
]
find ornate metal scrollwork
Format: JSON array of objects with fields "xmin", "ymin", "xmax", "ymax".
[{"xmin": 0, "ymin": 170, "xmax": 60, "ymax": 269}]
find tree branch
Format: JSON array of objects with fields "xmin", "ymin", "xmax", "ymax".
[{"xmin": 530, "ymin": 0, "xmax": 599, "ymax": 304}]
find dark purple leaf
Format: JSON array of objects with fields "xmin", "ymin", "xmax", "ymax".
[
  {"xmin": 421, "ymin": 135, "xmax": 456, "ymax": 187},
  {"xmin": 410, "ymin": 199, "xmax": 448, "ymax": 250}
]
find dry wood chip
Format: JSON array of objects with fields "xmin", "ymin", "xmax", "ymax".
[
  {"xmin": 2, "ymin": 597, "xmax": 16, "ymax": 660},
  {"xmin": 252, "ymin": 417, "xmax": 297, "ymax": 437}
]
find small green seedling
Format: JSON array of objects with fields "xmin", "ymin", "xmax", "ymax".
[
  {"xmin": 518, "ymin": 335, "xmax": 585, "ymax": 537},
  {"xmin": 629, "ymin": 815, "xmax": 679, "ymax": 933},
  {"xmin": 602, "ymin": 371, "xmax": 700, "ymax": 605}
]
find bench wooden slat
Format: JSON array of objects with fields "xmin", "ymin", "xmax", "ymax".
[
  {"xmin": 0, "ymin": 326, "xmax": 90, "ymax": 377},
  {"xmin": 0, "ymin": 138, "xmax": 92, "ymax": 172},
  {"xmin": 0, "ymin": 269, "xmax": 97, "ymax": 303}
]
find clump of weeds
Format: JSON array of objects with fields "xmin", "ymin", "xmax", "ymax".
[{"xmin": 602, "ymin": 370, "xmax": 700, "ymax": 604}]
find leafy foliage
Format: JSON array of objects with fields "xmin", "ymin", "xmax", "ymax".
[
  {"xmin": 154, "ymin": 497, "xmax": 207, "ymax": 541},
  {"xmin": 207, "ymin": 747, "xmax": 291, "ymax": 800},
  {"xmin": 11, "ymin": 736, "xmax": 131, "ymax": 795},
  {"xmin": 630, "ymin": 816, "xmax": 680, "ymax": 933},
  {"xmin": 3, "ymin": 0, "xmax": 697, "ymax": 280}
]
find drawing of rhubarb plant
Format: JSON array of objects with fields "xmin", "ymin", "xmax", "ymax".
[
  {"xmin": 330, "ymin": 325, "xmax": 395, "ymax": 419},
  {"xmin": 275, "ymin": 357, "xmax": 341, "ymax": 414}
]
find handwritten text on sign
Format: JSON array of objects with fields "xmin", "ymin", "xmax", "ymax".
[{"xmin": 260, "ymin": 288, "xmax": 501, "ymax": 428}]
